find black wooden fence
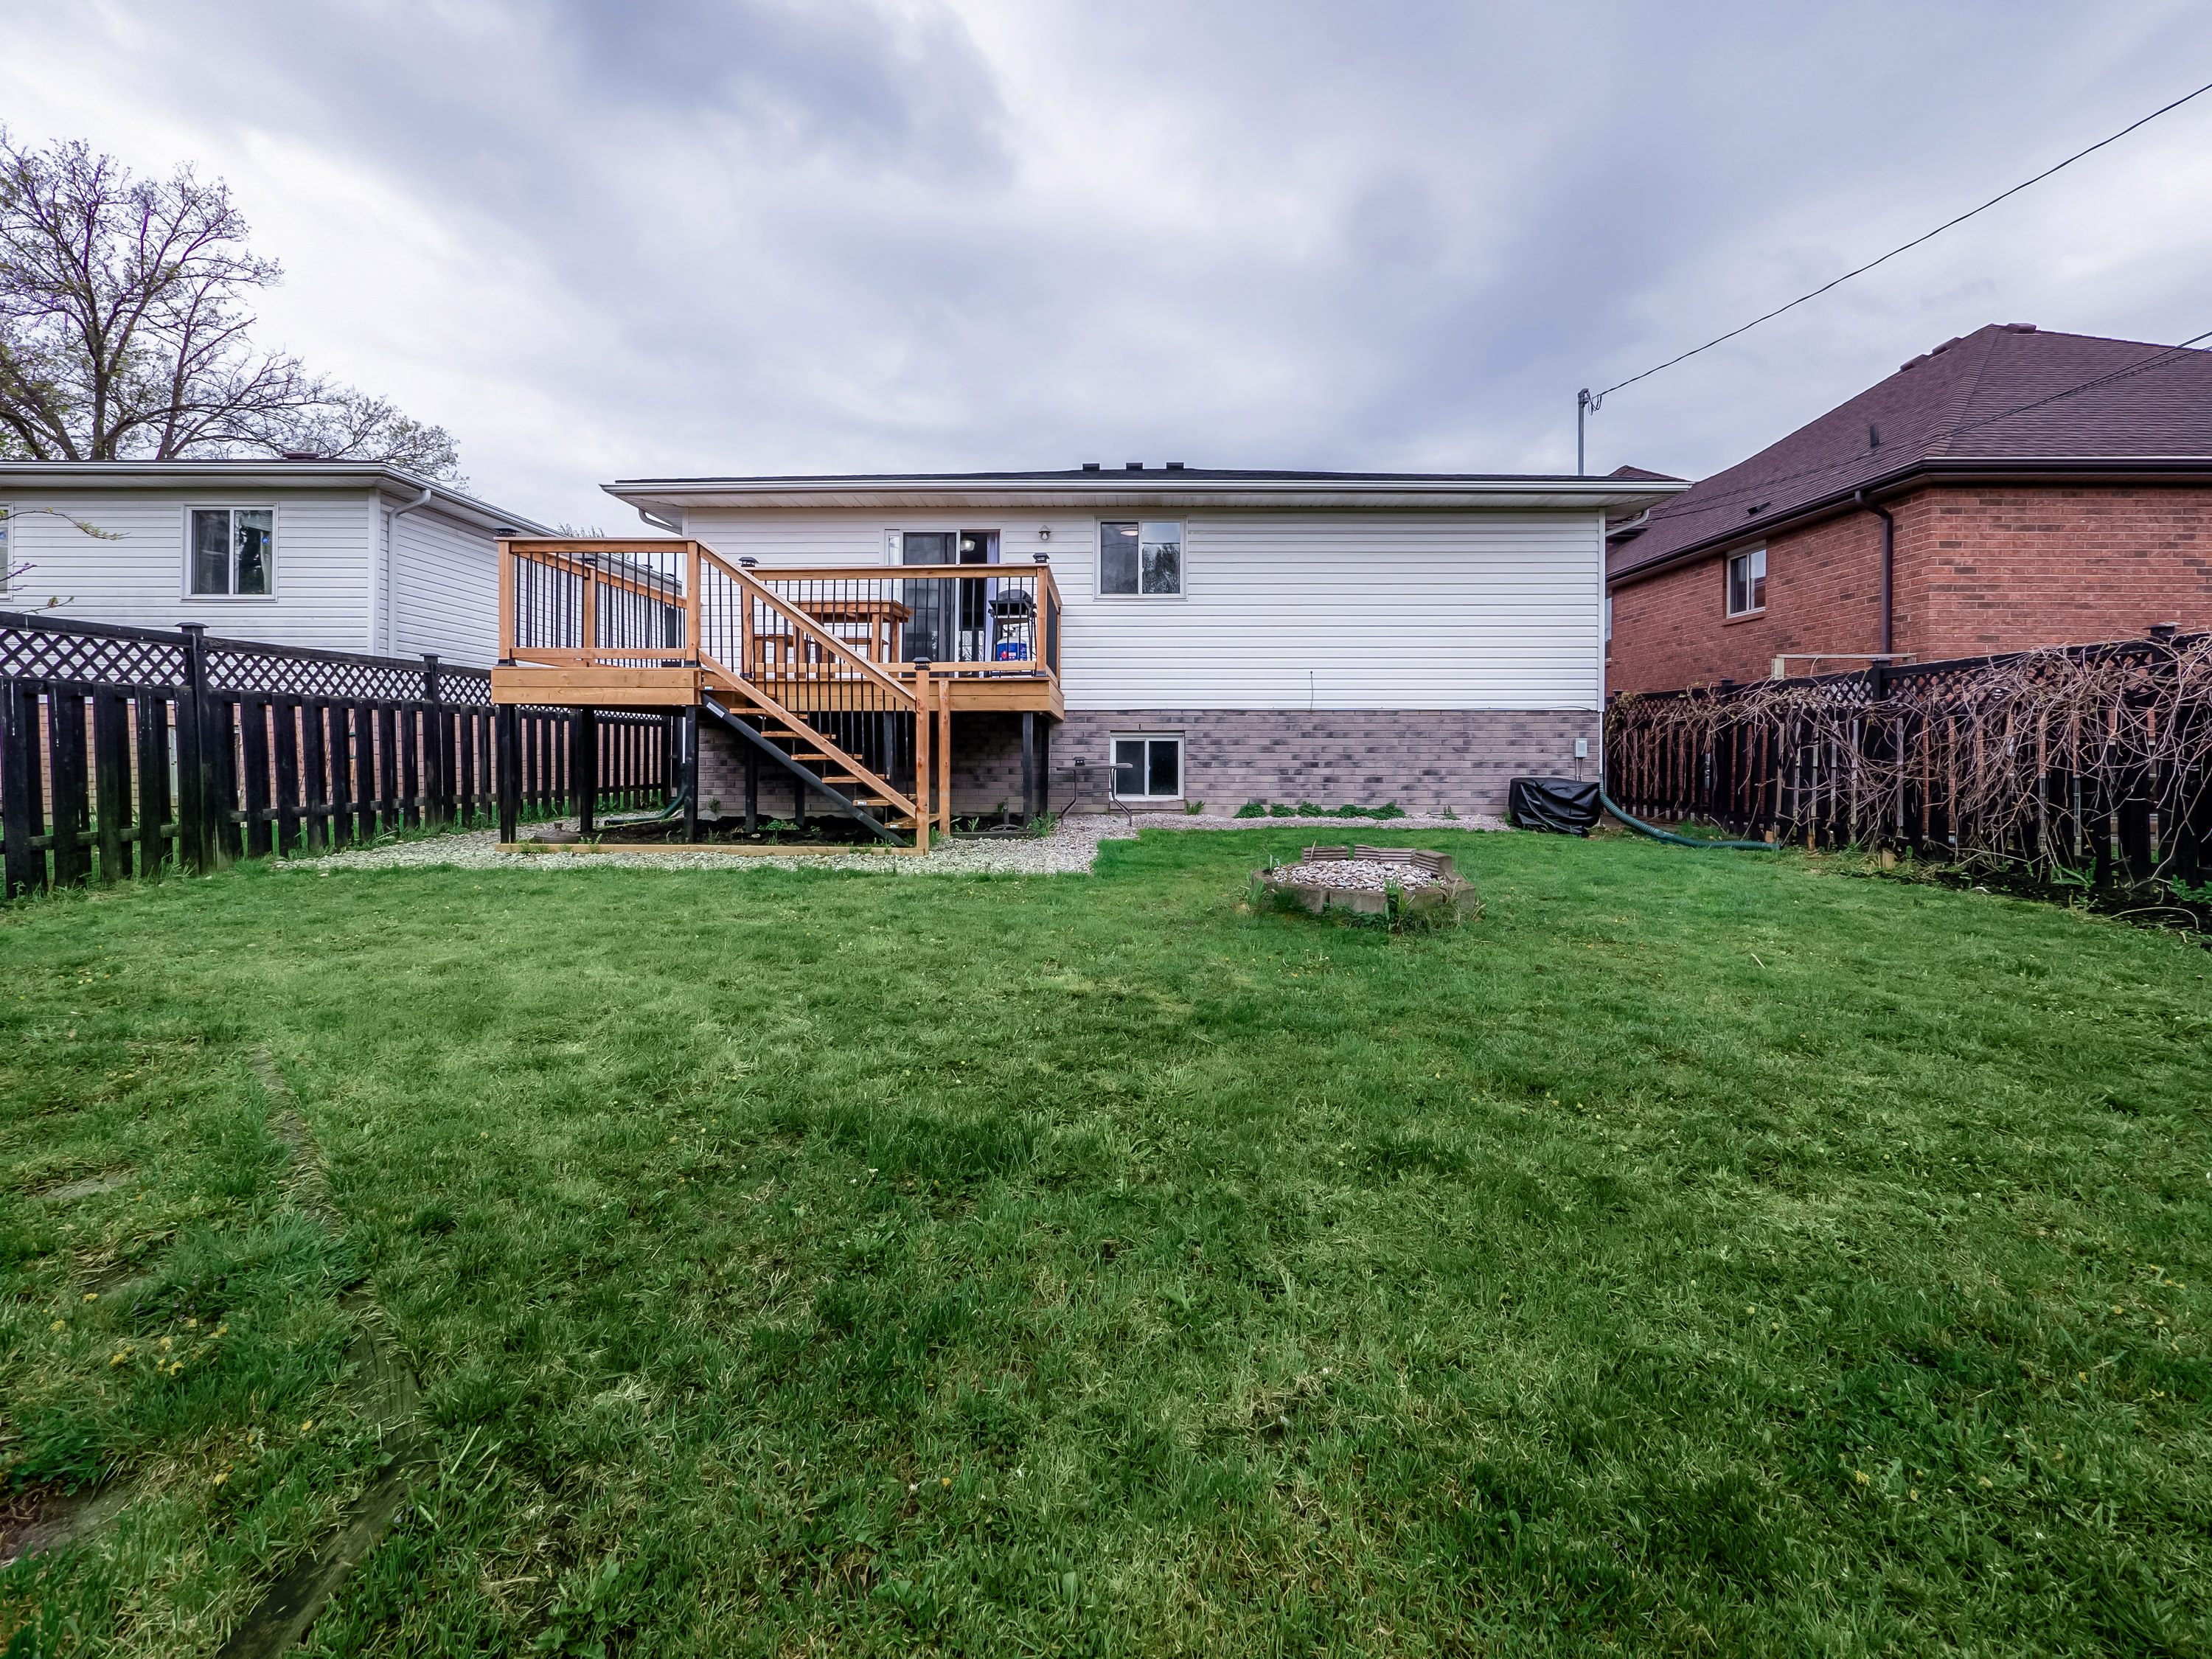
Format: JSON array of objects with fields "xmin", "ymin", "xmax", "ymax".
[
  {"xmin": 1, "ymin": 611, "xmax": 672, "ymax": 895},
  {"xmin": 1604, "ymin": 631, "xmax": 2212, "ymax": 888}
]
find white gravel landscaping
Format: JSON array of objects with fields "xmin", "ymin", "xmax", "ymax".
[
  {"xmin": 1256, "ymin": 858, "xmax": 1442, "ymax": 891},
  {"xmin": 285, "ymin": 807, "xmax": 1507, "ymax": 879}
]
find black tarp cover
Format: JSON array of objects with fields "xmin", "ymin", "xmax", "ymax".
[{"xmin": 1509, "ymin": 776, "xmax": 1601, "ymax": 835}]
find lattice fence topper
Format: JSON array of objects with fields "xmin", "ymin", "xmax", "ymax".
[
  {"xmin": 1, "ymin": 608, "xmax": 501, "ymax": 703},
  {"xmin": 203, "ymin": 645, "xmax": 430, "ymax": 701},
  {"xmin": 1607, "ymin": 633, "xmax": 2212, "ymax": 876},
  {"xmin": 0, "ymin": 612, "xmax": 188, "ymax": 686}
]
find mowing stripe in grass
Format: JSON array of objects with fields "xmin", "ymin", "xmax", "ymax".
[{"xmin": 215, "ymin": 1054, "xmax": 433, "ymax": 1659}]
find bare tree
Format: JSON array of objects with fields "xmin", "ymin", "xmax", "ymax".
[{"xmin": 0, "ymin": 131, "xmax": 462, "ymax": 481}]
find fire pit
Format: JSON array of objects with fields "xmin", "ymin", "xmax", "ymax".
[{"xmin": 1252, "ymin": 844, "xmax": 1478, "ymax": 921}]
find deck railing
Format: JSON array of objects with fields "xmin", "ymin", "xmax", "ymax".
[
  {"xmin": 497, "ymin": 543, "xmax": 1062, "ymax": 687},
  {"xmin": 501, "ymin": 540, "xmax": 695, "ymax": 669}
]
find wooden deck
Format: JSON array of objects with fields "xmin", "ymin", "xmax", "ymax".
[
  {"xmin": 489, "ymin": 539, "xmax": 1062, "ymax": 849},
  {"xmin": 488, "ymin": 660, "xmax": 1064, "ymax": 718}
]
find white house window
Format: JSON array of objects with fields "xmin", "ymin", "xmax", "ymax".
[
  {"xmin": 1100, "ymin": 521, "xmax": 1182, "ymax": 597},
  {"xmin": 1110, "ymin": 734, "xmax": 1183, "ymax": 800},
  {"xmin": 1726, "ymin": 545, "xmax": 1766, "ymax": 616},
  {"xmin": 0, "ymin": 508, "xmax": 9, "ymax": 594},
  {"xmin": 189, "ymin": 507, "xmax": 274, "ymax": 597}
]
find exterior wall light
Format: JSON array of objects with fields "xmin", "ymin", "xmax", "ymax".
[{"xmin": 1037, "ymin": 526, "xmax": 1052, "ymax": 541}]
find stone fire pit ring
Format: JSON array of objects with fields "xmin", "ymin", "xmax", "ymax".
[{"xmin": 1252, "ymin": 844, "xmax": 1479, "ymax": 919}]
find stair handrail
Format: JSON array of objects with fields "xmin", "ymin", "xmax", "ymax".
[{"xmin": 698, "ymin": 546, "xmax": 917, "ymax": 707}]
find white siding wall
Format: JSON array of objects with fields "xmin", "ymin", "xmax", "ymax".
[
  {"xmin": 680, "ymin": 506, "xmax": 1607, "ymax": 711},
  {"xmin": 0, "ymin": 487, "xmax": 375, "ymax": 652},
  {"xmin": 388, "ymin": 504, "xmax": 499, "ymax": 667}
]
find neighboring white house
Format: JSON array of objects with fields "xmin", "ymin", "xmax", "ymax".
[
  {"xmin": 0, "ymin": 460, "xmax": 550, "ymax": 667},
  {"xmin": 599, "ymin": 465, "xmax": 1687, "ymax": 813}
]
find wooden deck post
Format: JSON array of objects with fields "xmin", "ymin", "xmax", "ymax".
[
  {"xmin": 495, "ymin": 704, "xmax": 520, "ymax": 843},
  {"xmin": 1021, "ymin": 710, "xmax": 1036, "ymax": 824},
  {"xmin": 571, "ymin": 707, "xmax": 598, "ymax": 833},
  {"xmin": 913, "ymin": 662, "xmax": 931, "ymax": 853},
  {"xmin": 686, "ymin": 540, "xmax": 702, "ymax": 665},
  {"xmin": 937, "ymin": 678, "xmax": 952, "ymax": 841},
  {"xmin": 496, "ymin": 538, "xmax": 515, "ymax": 665},
  {"xmin": 681, "ymin": 706, "xmax": 699, "ymax": 843},
  {"xmin": 743, "ymin": 737, "xmax": 758, "ymax": 831}
]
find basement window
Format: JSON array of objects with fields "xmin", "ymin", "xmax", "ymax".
[
  {"xmin": 1110, "ymin": 734, "xmax": 1183, "ymax": 801},
  {"xmin": 1726, "ymin": 544, "xmax": 1766, "ymax": 616},
  {"xmin": 189, "ymin": 507, "xmax": 275, "ymax": 597}
]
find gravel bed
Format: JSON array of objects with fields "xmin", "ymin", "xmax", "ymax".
[
  {"xmin": 1258, "ymin": 858, "xmax": 1439, "ymax": 891},
  {"xmin": 285, "ymin": 808, "xmax": 1506, "ymax": 879}
]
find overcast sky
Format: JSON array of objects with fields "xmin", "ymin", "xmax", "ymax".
[{"xmin": 4, "ymin": 1, "xmax": 2209, "ymax": 528}]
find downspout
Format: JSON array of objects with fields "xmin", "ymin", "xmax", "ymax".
[
  {"xmin": 1854, "ymin": 488, "xmax": 1894, "ymax": 656},
  {"xmin": 637, "ymin": 507, "xmax": 681, "ymax": 535},
  {"xmin": 385, "ymin": 485, "xmax": 435, "ymax": 655}
]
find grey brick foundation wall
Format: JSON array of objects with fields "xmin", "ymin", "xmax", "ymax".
[
  {"xmin": 987, "ymin": 709, "xmax": 1596, "ymax": 817},
  {"xmin": 694, "ymin": 708, "xmax": 1596, "ymax": 821},
  {"xmin": 1052, "ymin": 709, "xmax": 1597, "ymax": 816}
]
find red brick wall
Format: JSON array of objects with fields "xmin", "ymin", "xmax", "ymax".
[
  {"xmin": 1607, "ymin": 481, "xmax": 2212, "ymax": 693},
  {"xmin": 1607, "ymin": 509, "xmax": 1887, "ymax": 692},
  {"xmin": 1902, "ymin": 484, "xmax": 2212, "ymax": 655}
]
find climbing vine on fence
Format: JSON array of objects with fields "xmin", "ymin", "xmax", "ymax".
[{"xmin": 1606, "ymin": 633, "xmax": 2212, "ymax": 886}]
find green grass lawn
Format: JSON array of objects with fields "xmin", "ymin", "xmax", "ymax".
[{"xmin": 3, "ymin": 830, "xmax": 2208, "ymax": 1656}]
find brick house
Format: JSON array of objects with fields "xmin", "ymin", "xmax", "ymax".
[{"xmin": 1604, "ymin": 323, "xmax": 2212, "ymax": 693}]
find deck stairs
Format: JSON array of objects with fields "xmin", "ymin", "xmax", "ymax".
[{"xmin": 698, "ymin": 692, "xmax": 917, "ymax": 844}]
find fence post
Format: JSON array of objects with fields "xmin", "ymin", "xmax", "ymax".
[
  {"xmin": 175, "ymin": 623, "xmax": 217, "ymax": 874},
  {"xmin": 1, "ymin": 678, "xmax": 44, "ymax": 896},
  {"xmin": 421, "ymin": 654, "xmax": 447, "ymax": 827}
]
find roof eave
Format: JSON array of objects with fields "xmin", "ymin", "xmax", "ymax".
[
  {"xmin": 0, "ymin": 459, "xmax": 553, "ymax": 536},
  {"xmin": 603, "ymin": 473, "xmax": 1691, "ymax": 515}
]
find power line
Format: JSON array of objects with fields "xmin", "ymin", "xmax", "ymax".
[
  {"xmin": 1586, "ymin": 77, "xmax": 2212, "ymax": 411},
  {"xmin": 1624, "ymin": 325, "xmax": 2212, "ymax": 524}
]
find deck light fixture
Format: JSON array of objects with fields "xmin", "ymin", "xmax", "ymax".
[
  {"xmin": 739, "ymin": 555, "xmax": 759, "ymax": 568},
  {"xmin": 1036, "ymin": 526, "xmax": 1051, "ymax": 542},
  {"xmin": 1032, "ymin": 552, "xmax": 1050, "ymax": 563}
]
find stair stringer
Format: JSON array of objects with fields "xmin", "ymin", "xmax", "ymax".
[{"xmin": 698, "ymin": 693, "xmax": 909, "ymax": 845}]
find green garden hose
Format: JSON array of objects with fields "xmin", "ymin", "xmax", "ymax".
[{"xmin": 1596, "ymin": 784, "xmax": 1777, "ymax": 851}]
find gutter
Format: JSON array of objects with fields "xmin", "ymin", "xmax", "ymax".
[
  {"xmin": 1854, "ymin": 488, "xmax": 1895, "ymax": 655},
  {"xmin": 380, "ymin": 486, "xmax": 434, "ymax": 655},
  {"xmin": 1607, "ymin": 454, "xmax": 2212, "ymax": 589}
]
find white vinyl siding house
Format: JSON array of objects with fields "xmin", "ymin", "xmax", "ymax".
[
  {"xmin": 0, "ymin": 462, "xmax": 547, "ymax": 666},
  {"xmin": 675, "ymin": 504, "xmax": 1608, "ymax": 711},
  {"xmin": 612, "ymin": 469, "xmax": 1683, "ymax": 814}
]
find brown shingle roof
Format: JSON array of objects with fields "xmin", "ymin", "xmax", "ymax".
[{"xmin": 1608, "ymin": 323, "xmax": 2212, "ymax": 579}]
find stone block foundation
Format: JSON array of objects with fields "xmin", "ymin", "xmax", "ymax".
[
  {"xmin": 691, "ymin": 707, "xmax": 1597, "ymax": 823},
  {"xmin": 1009, "ymin": 709, "xmax": 1598, "ymax": 817}
]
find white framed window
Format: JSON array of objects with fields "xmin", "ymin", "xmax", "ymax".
[
  {"xmin": 187, "ymin": 506, "xmax": 275, "ymax": 597},
  {"xmin": 1725, "ymin": 544, "xmax": 1766, "ymax": 616},
  {"xmin": 1099, "ymin": 521, "xmax": 1182, "ymax": 597},
  {"xmin": 0, "ymin": 507, "xmax": 10, "ymax": 594},
  {"xmin": 1110, "ymin": 733, "xmax": 1183, "ymax": 800}
]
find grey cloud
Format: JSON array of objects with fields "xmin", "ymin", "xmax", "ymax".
[{"xmin": 4, "ymin": 0, "xmax": 2208, "ymax": 526}]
